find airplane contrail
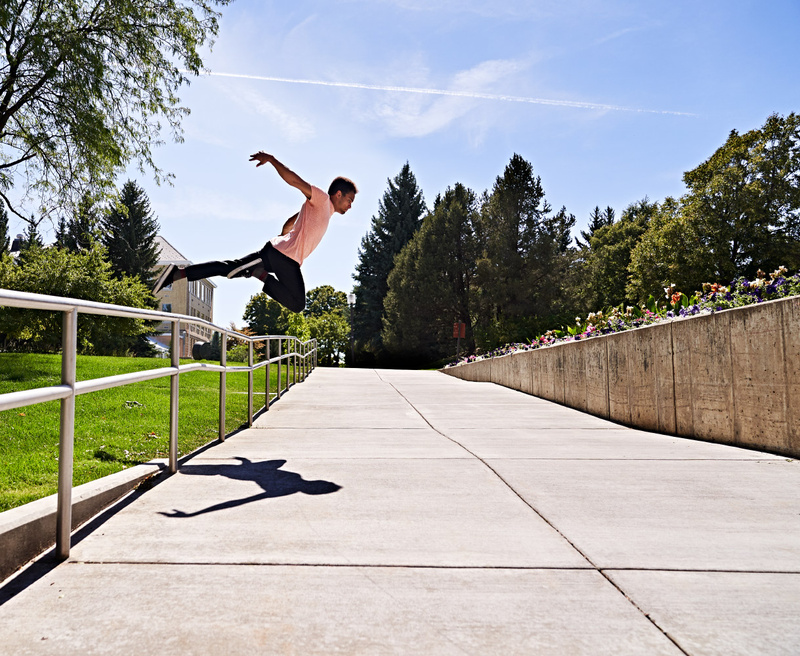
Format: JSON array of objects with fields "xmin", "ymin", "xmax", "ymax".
[{"xmin": 196, "ymin": 70, "xmax": 695, "ymax": 117}]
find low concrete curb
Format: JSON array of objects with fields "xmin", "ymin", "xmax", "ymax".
[{"xmin": 0, "ymin": 461, "xmax": 166, "ymax": 582}]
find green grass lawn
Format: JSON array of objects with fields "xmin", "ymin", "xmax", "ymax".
[{"xmin": 0, "ymin": 352, "xmax": 299, "ymax": 512}]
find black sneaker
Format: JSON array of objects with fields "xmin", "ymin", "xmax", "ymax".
[
  {"xmin": 153, "ymin": 264, "xmax": 177, "ymax": 294},
  {"xmin": 227, "ymin": 257, "xmax": 263, "ymax": 279}
]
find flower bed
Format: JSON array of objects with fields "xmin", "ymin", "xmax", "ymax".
[{"xmin": 448, "ymin": 267, "xmax": 800, "ymax": 368}]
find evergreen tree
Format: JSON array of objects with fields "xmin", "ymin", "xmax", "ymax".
[
  {"xmin": 54, "ymin": 215, "xmax": 68, "ymax": 249},
  {"xmin": 578, "ymin": 206, "xmax": 615, "ymax": 248},
  {"xmin": 538, "ymin": 205, "xmax": 579, "ymax": 327},
  {"xmin": 66, "ymin": 194, "xmax": 102, "ymax": 252},
  {"xmin": 352, "ymin": 163, "xmax": 426, "ymax": 359},
  {"xmin": 473, "ymin": 154, "xmax": 573, "ymax": 347},
  {"xmin": 383, "ymin": 183, "xmax": 479, "ymax": 363},
  {"xmin": 0, "ymin": 202, "xmax": 9, "ymax": 252},
  {"xmin": 21, "ymin": 219, "xmax": 44, "ymax": 251},
  {"xmin": 102, "ymin": 180, "xmax": 160, "ymax": 287}
]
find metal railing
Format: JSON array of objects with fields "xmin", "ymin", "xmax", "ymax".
[{"xmin": 0, "ymin": 288, "xmax": 317, "ymax": 560}]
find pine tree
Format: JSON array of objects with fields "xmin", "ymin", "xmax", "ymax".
[
  {"xmin": 54, "ymin": 215, "xmax": 68, "ymax": 249},
  {"xmin": 474, "ymin": 154, "xmax": 563, "ymax": 346},
  {"xmin": 352, "ymin": 163, "xmax": 426, "ymax": 358},
  {"xmin": 0, "ymin": 202, "xmax": 9, "ymax": 252},
  {"xmin": 66, "ymin": 194, "xmax": 102, "ymax": 252},
  {"xmin": 382, "ymin": 183, "xmax": 479, "ymax": 363},
  {"xmin": 21, "ymin": 219, "xmax": 44, "ymax": 251},
  {"xmin": 578, "ymin": 206, "xmax": 615, "ymax": 248},
  {"xmin": 102, "ymin": 180, "xmax": 160, "ymax": 287}
]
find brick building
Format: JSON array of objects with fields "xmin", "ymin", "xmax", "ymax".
[{"xmin": 152, "ymin": 236, "xmax": 216, "ymax": 358}]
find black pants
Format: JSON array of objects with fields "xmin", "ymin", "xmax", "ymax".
[{"xmin": 183, "ymin": 242, "xmax": 306, "ymax": 313}]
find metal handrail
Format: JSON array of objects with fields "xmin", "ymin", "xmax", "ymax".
[{"xmin": 0, "ymin": 288, "xmax": 317, "ymax": 560}]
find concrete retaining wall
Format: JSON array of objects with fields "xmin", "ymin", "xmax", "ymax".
[
  {"xmin": 443, "ymin": 296, "xmax": 800, "ymax": 459},
  {"xmin": 0, "ymin": 461, "xmax": 165, "ymax": 582}
]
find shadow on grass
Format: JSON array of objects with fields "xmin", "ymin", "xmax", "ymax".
[{"xmin": 158, "ymin": 457, "xmax": 341, "ymax": 518}]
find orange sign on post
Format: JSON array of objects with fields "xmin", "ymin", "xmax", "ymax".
[{"xmin": 453, "ymin": 321, "xmax": 466, "ymax": 359}]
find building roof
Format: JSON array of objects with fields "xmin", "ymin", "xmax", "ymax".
[
  {"xmin": 155, "ymin": 235, "xmax": 217, "ymax": 288},
  {"xmin": 155, "ymin": 235, "xmax": 192, "ymax": 266}
]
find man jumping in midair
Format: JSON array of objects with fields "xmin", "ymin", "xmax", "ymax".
[{"xmin": 153, "ymin": 152, "xmax": 357, "ymax": 312}]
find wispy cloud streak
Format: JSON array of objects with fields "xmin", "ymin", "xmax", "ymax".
[{"xmin": 197, "ymin": 70, "xmax": 695, "ymax": 117}]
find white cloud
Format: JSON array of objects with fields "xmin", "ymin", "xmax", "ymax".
[
  {"xmin": 375, "ymin": 94, "xmax": 474, "ymax": 138},
  {"xmin": 181, "ymin": 124, "xmax": 232, "ymax": 149},
  {"xmin": 152, "ymin": 186, "xmax": 296, "ymax": 226},
  {"xmin": 592, "ymin": 23, "xmax": 658, "ymax": 47},
  {"xmin": 283, "ymin": 14, "xmax": 319, "ymax": 42},
  {"xmin": 196, "ymin": 59, "xmax": 692, "ymax": 145},
  {"xmin": 370, "ymin": 60, "xmax": 523, "ymax": 138},
  {"xmin": 219, "ymin": 82, "xmax": 317, "ymax": 143}
]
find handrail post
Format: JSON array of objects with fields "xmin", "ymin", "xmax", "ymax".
[
  {"xmin": 293, "ymin": 338, "xmax": 297, "ymax": 386},
  {"xmin": 265, "ymin": 338, "xmax": 270, "ymax": 410},
  {"xmin": 169, "ymin": 319, "xmax": 180, "ymax": 474},
  {"xmin": 219, "ymin": 332, "xmax": 227, "ymax": 441},
  {"xmin": 247, "ymin": 339, "xmax": 254, "ymax": 426},
  {"xmin": 276, "ymin": 338, "xmax": 282, "ymax": 400},
  {"xmin": 56, "ymin": 308, "xmax": 78, "ymax": 560}
]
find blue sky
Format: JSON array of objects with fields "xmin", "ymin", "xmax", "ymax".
[{"xmin": 16, "ymin": 0, "xmax": 800, "ymax": 328}]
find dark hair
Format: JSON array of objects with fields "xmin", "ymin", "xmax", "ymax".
[{"xmin": 328, "ymin": 177, "xmax": 358, "ymax": 197}]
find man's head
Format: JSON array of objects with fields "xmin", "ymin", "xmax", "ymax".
[{"xmin": 328, "ymin": 177, "xmax": 357, "ymax": 214}]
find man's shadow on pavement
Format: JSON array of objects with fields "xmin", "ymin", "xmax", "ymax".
[{"xmin": 158, "ymin": 457, "xmax": 341, "ymax": 518}]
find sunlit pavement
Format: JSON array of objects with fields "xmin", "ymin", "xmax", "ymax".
[{"xmin": 1, "ymin": 368, "xmax": 799, "ymax": 655}]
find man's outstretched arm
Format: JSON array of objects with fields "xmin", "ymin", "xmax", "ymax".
[{"xmin": 249, "ymin": 151, "xmax": 312, "ymax": 199}]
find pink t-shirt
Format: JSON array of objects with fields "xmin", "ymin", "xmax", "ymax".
[{"xmin": 271, "ymin": 185, "xmax": 334, "ymax": 265}]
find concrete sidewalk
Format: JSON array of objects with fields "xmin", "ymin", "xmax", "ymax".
[{"xmin": 1, "ymin": 368, "xmax": 798, "ymax": 654}]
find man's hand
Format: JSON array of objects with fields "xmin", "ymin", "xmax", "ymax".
[
  {"xmin": 249, "ymin": 151, "xmax": 273, "ymax": 167},
  {"xmin": 250, "ymin": 151, "xmax": 312, "ymax": 199}
]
